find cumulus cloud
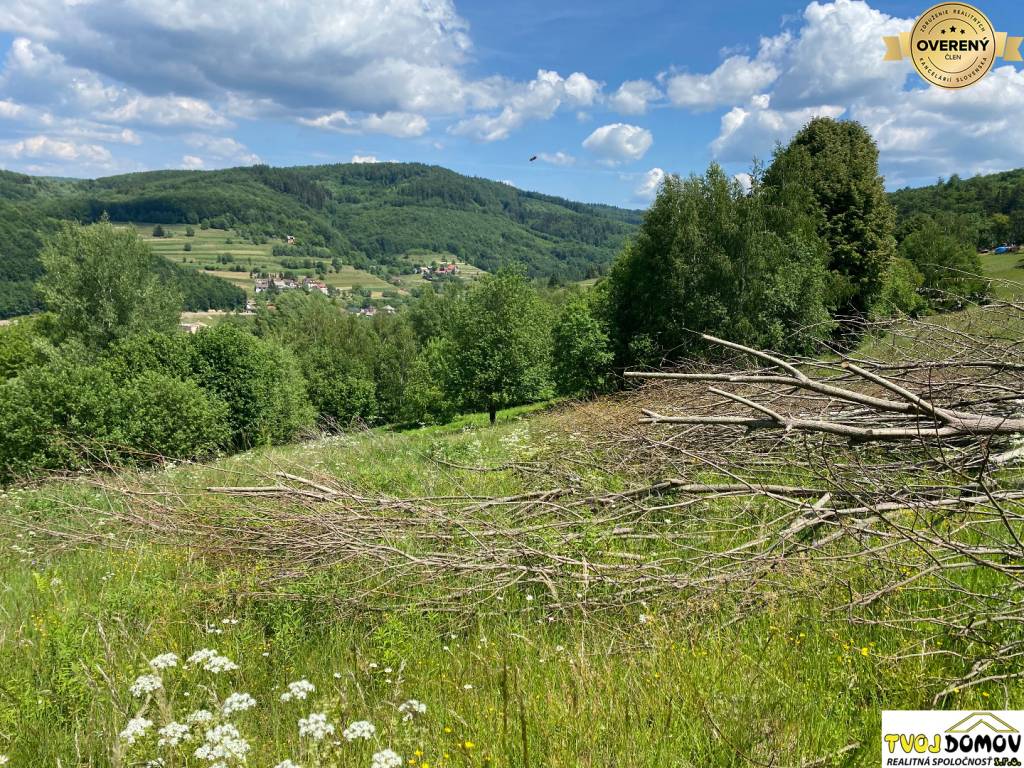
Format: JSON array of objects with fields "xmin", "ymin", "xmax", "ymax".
[
  {"xmin": 0, "ymin": 134, "xmax": 111, "ymax": 163},
  {"xmin": 351, "ymin": 154, "xmax": 379, "ymax": 164},
  {"xmin": 665, "ymin": 42, "xmax": 783, "ymax": 111},
  {"xmin": 0, "ymin": 0, "xmax": 474, "ymax": 114},
  {"xmin": 300, "ymin": 110, "xmax": 428, "ymax": 138},
  {"xmin": 582, "ymin": 123, "xmax": 653, "ymax": 164},
  {"xmin": 451, "ymin": 69, "xmax": 602, "ymax": 141},
  {"xmin": 634, "ymin": 167, "xmax": 666, "ymax": 199},
  {"xmin": 609, "ymin": 79, "xmax": 661, "ymax": 115},
  {"xmin": 181, "ymin": 155, "xmax": 204, "ymax": 169}
]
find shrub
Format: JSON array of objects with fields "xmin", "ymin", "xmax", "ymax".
[
  {"xmin": 117, "ymin": 371, "xmax": 230, "ymax": 460},
  {"xmin": 188, "ymin": 324, "xmax": 314, "ymax": 448}
]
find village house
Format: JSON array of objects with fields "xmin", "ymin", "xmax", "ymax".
[{"xmin": 302, "ymin": 276, "xmax": 329, "ymax": 295}]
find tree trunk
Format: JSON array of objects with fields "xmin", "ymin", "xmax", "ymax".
[{"xmin": 488, "ymin": 403, "xmax": 497, "ymax": 425}]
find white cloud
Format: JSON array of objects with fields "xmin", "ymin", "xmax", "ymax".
[
  {"xmin": 98, "ymin": 95, "xmax": 228, "ymax": 128},
  {"xmin": 451, "ymin": 69, "xmax": 603, "ymax": 141},
  {"xmin": 0, "ymin": 98, "xmax": 25, "ymax": 118},
  {"xmin": 301, "ymin": 110, "xmax": 428, "ymax": 138},
  {"xmin": 351, "ymin": 154, "xmax": 379, "ymax": 164},
  {"xmin": 687, "ymin": 0, "xmax": 1024, "ymax": 186},
  {"xmin": 0, "ymin": 134, "xmax": 111, "ymax": 163},
  {"xmin": 582, "ymin": 123, "xmax": 653, "ymax": 164},
  {"xmin": 666, "ymin": 48, "xmax": 782, "ymax": 111},
  {"xmin": 0, "ymin": 0, "xmax": 474, "ymax": 115},
  {"xmin": 537, "ymin": 151, "xmax": 575, "ymax": 166},
  {"xmin": 733, "ymin": 172, "xmax": 753, "ymax": 192},
  {"xmin": 183, "ymin": 134, "xmax": 260, "ymax": 166},
  {"xmin": 711, "ymin": 103, "xmax": 846, "ymax": 162},
  {"xmin": 609, "ymin": 79, "xmax": 661, "ymax": 115},
  {"xmin": 181, "ymin": 155, "xmax": 204, "ymax": 169},
  {"xmin": 634, "ymin": 167, "xmax": 666, "ymax": 199}
]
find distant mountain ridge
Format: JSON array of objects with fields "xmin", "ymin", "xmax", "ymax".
[{"xmin": 0, "ymin": 162, "xmax": 642, "ymax": 318}]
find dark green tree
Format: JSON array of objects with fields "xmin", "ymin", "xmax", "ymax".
[
  {"xmin": 607, "ymin": 164, "xmax": 831, "ymax": 366},
  {"xmin": 764, "ymin": 117, "xmax": 896, "ymax": 317}
]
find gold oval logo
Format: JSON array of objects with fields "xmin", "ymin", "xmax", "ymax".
[{"xmin": 910, "ymin": 2, "xmax": 996, "ymax": 88}]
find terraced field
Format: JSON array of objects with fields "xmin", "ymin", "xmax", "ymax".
[{"xmin": 126, "ymin": 224, "xmax": 396, "ymax": 294}]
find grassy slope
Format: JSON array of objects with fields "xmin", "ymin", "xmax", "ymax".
[
  {"xmin": 1, "ymin": 402, "xmax": 1018, "ymax": 767},
  {"xmin": 2, "ymin": 249, "xmax": 1023, "ymax": 766},
  {"xmin": 131, "ymin": 224, "xmax": 397, "ymax": 294}
]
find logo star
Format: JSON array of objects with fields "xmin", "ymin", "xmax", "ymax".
[{"xmin": 950, "ymin": 25, "xmax": 958, "ymax": 33}]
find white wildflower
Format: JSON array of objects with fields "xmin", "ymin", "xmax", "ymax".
[
  {"xmin": 279, "ymin": 679, "xmax": 315, "ymax": 702},
  {"xmin": 273, "ymin": 762, "xmax": 300, "ymax": 768},
  {"xmin": 194, "ymin": 723, "xmax": 250, "ymax": 763},
  {"xmin": 186, "ymin": 649, "xmax": 238, "ymax": 674},
  {"xmin": 130, "ymin": 674, "xmax": 163, "ymax": 698},
  {"xmin": 157, "ymin": 721, "xmax": 191, "ymax": 747},
  {"xmin": 0, "ymin": 756, "xmax": 7, "ymax": 766},
  {"xmin": 342, "ymin": 719, "xmax": 375, "ymax": 741},
  {"xmin": 186, "ymin": 709, "xmax": 214, "ymax": 725},
  {"xmin": 398, "ymin": 699, "xmax": 427, "ymax": 721},
  {"xmin": 221, "ymin": 692, "xmax": 257, "ymax": 716},
  {"xmin": 149, "ymin": 652, "xmax": 179, "ymax": 671},
  {"xmin": 299, "ymin": 712, "xmax": 336, "ymax": 741},
  {"xmin": 120, "ymin": 716, "xmax": 154, "ymax": 745},
  {"xmin": 371, "ymin": 749, "xmax": 403, "ymax": 768},
  {"xmin": 462, "ymin": 684, "xmax": 473, "ymax": 690}
]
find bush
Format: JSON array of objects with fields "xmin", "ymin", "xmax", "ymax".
[
  {"xmin": 551, "ymin": 290, "xmax": 613, "ymax": 396},
  {"xmin": 188, "ymin": 324, "xmax": 314, "ymax": 448},
  {"xmin": 0, "ymin": 358, "xmax": 232, "ymax": 481},
  {"xmin": 117, "ymin": 371, "xmax": 230, "ymax": 459}
]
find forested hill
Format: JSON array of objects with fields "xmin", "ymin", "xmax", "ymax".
[
  {"xmin": 889, "ymin": 168, "xmax": 1024, "ymax": 245},
  {"xmin": 0, "ymin": 162, "xmax": 640, "ymax": 299}
]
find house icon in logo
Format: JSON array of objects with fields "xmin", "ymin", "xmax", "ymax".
[{"xmin": 947, "ymin": 712, "xmax": 1019, "ymax": 734}]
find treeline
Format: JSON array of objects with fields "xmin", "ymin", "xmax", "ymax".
[
  {"xmin": 0, "ymin": 118, "xmax": 998, "ymax": 482},
  {"xmin": 891, "ymin": 169, "xmax": 1024, "ymax": 248}
]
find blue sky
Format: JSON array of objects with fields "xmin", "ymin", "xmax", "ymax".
[{"xmin": 0, "ymin": 0, "xmax": 1022, "ymax": 207}]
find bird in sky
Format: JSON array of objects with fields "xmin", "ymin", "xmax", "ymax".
[{"xmin": 529, "ymin": 155, "xmax": 538, "ymax": 162}]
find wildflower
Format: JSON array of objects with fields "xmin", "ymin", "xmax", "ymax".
[
  {"xmin": 157, "ymin": 721, "xmax": 191, "ymax": 747},
  {"xmin": 149, "ymin": 653, "xmax": 179, "ymax": 671},
  {"xmin": 342, "ymin": 719, "xmax": 376, "ymax": 741},
  {"xmin": 298, "ymin": 712, "xmax": 336, "ymax": 741},
  {"xmin": 130, "ymin": 674, "xmax": 164, "ymax": 698},
  {"xmin": 860, "ymin": 647, "xmax": 869, "ymax": 657},
  {"xmin": 371, "ymin": 750, "xmax": 403, "ymax": 768},
  {"xmin": 399, "ymin": 699, "xmax": 427, "ymax": 721},
  {"xmin": 279, "ymin": 679, "xmax": 315, "ymax": 702},
  {"xmin": 187, "ymin": 710, "xmax": 214, "ymax": 725},
  {"xmin": 120, "ymin": 716, "xmax": 154, "ymax": 745},
  {"xmin": 638, "ymin": 614, "xmax": 649, "ymax": 625},
  {"xmin": 273, "ymin": 762, "xmax": 300, "ymax": 768},
  {"xmin": 0, "ymin": 756, "xmax": 9, "ymax": 766},
  {"xmin": 221, "ymin": 692, "xmax": 257, "ymax": 716},
  {"xmin": 194, "ymin": 723, "xmax": 250, "ymax": 763},
  {"xmin": 333, "ymin": 672, "xmax": 342, "ymax": 679},
  {"xmin": 463, "ymin": 741, "xmax": 475, "ymax": 750},
  {"xmin": 186, "ymin": 649, "xmax": 239, "ymax": 674},
  {"xmin": 462, "ymin": 684, "xmax": 473, "ymax": 691}
]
